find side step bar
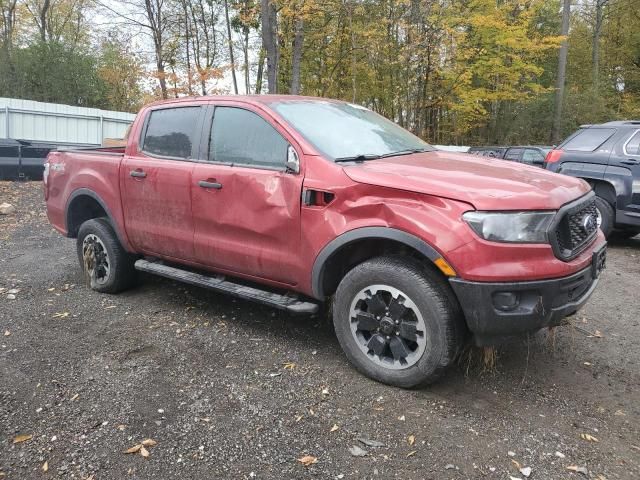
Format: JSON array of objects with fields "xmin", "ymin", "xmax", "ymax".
[{"xmin": 134, "ymin": 259, "xmax": 319, "ymax": 315}]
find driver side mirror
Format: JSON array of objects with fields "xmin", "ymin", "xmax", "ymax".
[{"xmin": 286, "ymin": 145, "xmax": 300, "ymax": 173}]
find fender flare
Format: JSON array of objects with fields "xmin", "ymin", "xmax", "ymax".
[
  {"xmin": 65, "ymin": 188, "xmax": 129, "ymax": 249},
  {"xmin": 311, "ymin": 227, "xmax": 441, "ymax": 299}
]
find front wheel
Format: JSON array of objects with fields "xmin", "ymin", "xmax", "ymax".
[
  {"xmin": 76, "ymin": 218, "xmax": 136, "ymax": 293},
  {"xmin": 332, "ymin": 256, "xmax": 464, "ymax": 388}
]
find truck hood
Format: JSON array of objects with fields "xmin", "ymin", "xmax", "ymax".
[{"xmin": 342, "ymin": 150, "xmax": 590, "ymax": 210}]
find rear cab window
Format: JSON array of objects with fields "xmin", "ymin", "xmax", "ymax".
[
  {"xmin": 561, "ymin": 128, "xmax": 616, "ymax": 152},
  {"xmin": 142, "ymin": 106, "xmax": 201, "ymax": 159}
]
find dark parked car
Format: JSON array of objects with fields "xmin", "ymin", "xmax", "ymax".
[
  {"xmin": 545, "ymin": 120, "xmax": 640, "ymax": 238},
  {"xmin": 468, "ymin": 146, "xmax": 508, "ymax": 158},
  {"xmin": 0, "ymin": 139, "xmax": 52, "ymax": 180},
  {"xmin": 468, "ymin": 145, "xmax": 552, "ymax": 167}
]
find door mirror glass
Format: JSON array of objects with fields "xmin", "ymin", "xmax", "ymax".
[{"xmin": 286, "ymin": 145, "xmax": 300, "ymax": 173}]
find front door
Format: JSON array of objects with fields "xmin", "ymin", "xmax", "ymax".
[
  {"xmin": 122, "ymin": 105, "xmax": 204, "ymax": 260},
  {"xmin": 191, "ymin": 104, "xmax": 303, "ymax": 285}
]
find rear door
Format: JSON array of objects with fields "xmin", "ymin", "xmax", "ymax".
[
  {"xmin": 191, "ymin": 103, "xmax": 304, "ymax": 285},
  {"xmin": 554, "ymin": 127, "xmax": 616, "ymax": 177},
  {"xmin": 121, "ymin": 104, "xmax": 205, "ymax": 260},
  {"xmin": 610, "ymin": 129, "xmax": 640, "ymax": 215}
]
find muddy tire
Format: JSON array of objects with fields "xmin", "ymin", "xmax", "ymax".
[
  {"xmin": 594, "ymin": 195, "xmax": 614, "ymax": 238},
  {"xmin": 332, "ymin": 256, "xmax": 464, "ymax": 388},
  {"xmin": 76, "ymin": 218, "xmax": 136, "ymax": 294}
]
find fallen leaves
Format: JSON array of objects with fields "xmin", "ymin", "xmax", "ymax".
[
  {"xmin": 357, "ymin": 438, "xmax": 385, "ymax": 448},
  {"xmin": 124, "ymin": 439, "xmax": 157, "ymax": 458},
  {"xmin": 297, "ymin": 455, "xmax": 318, "ymax": 466},
  {"xmin": 406, "ymin": 450, "xmax": 417, "ymax": 458},
  {"xmin": 12, "ymin": 434, "xmax": 32, "ymax": 444},
  {"xmin": 407, "ymin": 434, "xmax": 415, "ymax": 446},
  {"xmin": 580, "ymin": 433, "xmax": 599, "ymax": 443},
  {"xmin": 567, "ymin": 465, "xmax": 589, "ymax": 476},
  {"xmin": 70, "ymin": 393, "xmax": 79, "ymax": 401},
  {"xmin": 330, "ymin": 424, "xmax": 339, "ymax": 432},
  {"xmin": 125, "ymin": 444, "xmax": 142, "ymax": 454},
  {"xmin": 349, "ymin": 445, "xmax": 367, "ymax": 457},
  {"xmin": 3, "ymin": 330, "xmax": 9, "ymax": 336},
  {"xmin": 282, "ymin": 362, "xmax": 296, "ymax": 370},
  {"xmin": 42, "ymin": 461, "xmax": 48, "ymax": 472},
  {"xmin": 52, "ymin": 312, "xmax": 69, "ymax": 319}
]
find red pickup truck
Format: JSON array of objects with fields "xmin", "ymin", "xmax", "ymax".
[{"xmin": 44, "ymin": 96, "xmax": 606, "ymax": 387}]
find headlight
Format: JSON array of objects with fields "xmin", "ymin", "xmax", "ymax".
[{"xmin": 462, "ymin": 211, "xmax": 556, "ymax": 243}]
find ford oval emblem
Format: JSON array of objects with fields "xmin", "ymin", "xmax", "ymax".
[{"xmin": 581, "ymin": 213, "xmax": 597, "ymax": 233}]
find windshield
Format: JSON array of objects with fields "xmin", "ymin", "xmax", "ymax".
[{"xmin": 271, "ymin": 101, "xmax": 433, "ymax": 161}]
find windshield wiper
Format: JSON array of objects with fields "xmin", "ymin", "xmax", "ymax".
[
  {"xmin": 334, "ymin": 154, "xmax": 382, "ymax": 163},
  {"xmin": 379, "ymin": 148, "xmax": 428, "ymax": 158}
]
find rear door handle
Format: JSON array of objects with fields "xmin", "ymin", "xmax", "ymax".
[
  {"xmin": 198, "ymin": 180, "xmax": 222, "ymax": 189},
  {"xmin": 130, "ymin": 169, "xmax": 147, "ymax": 178},
  {"xmin": 621, "ymin": 159, "xmax": 640, "ymax": 165}
]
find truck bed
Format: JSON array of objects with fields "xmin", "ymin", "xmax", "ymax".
[{"xmin": 44, "ymin": 146, "xmax": 126, "ymax": 239}]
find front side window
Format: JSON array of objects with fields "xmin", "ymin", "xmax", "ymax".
[
  {"xmin": 624, "ymin": 131, "xmax": 640, "ymax": 156},
  {"xmin": 562, "ymin": 128, "xmax": 616, "ymax": 152},
  {"xmin": 210, "ymin": 107, "xmax": 288, "ymax": 169},
  {"xmin": 271, "ymin": 100, "xmax": 432, "ymax": 161},
  {"xmin": 143, "ymin": 107, "xmax": 200, "ymax": 159}
]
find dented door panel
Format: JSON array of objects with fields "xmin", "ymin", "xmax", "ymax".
[{"xmin": 192, "ymin": 163, "xmax": 302, "ymax": 284}]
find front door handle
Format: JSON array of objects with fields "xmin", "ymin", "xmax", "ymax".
[
  {"xmin": 621, "ymin": 159, "xmax": 639, "ymax": 166},
  {"xmin": 198, "ymin": 180, "xmax": 222, "ymax": 189},
  {"xmin": 130, "ymin": 169, "xmax": 147, "ymax": 178}
]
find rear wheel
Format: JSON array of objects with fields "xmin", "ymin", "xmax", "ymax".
[
  {"xmin": 594, "ymin": 195, "xmax": 614, "ymax": 238},
  {"xmin": 332, "ymin": 256, "xmax": 464, "ymax": 388},
  {"xmin": 76, "ymin": 218, "xmax": 136, "ymax": 293}
]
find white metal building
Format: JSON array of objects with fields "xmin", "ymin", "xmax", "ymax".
[{"xmin": 0, "ymin": 97, "xmax": 136, "ymax": 146}]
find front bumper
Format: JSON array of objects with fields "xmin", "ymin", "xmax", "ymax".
[{"xmin": 449, "ymin": 244, "xmax": 606, "ymax": 345}]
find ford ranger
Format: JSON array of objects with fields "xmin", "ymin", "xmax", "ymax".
[{"xmin": 44, "ymin": 96, "xmax": 607, "ymax": 387}]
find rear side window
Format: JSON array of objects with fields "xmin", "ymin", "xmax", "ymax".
[
  {"xmin": 522, "ymin": 149, "xmax": 545, "ymax": 164},
  {"xmin": 624, "ymin": 131, "xmax": 640, "ymax": 156},
  {"xmin": 209, "ymin": 107, "xmax": 288, "ymax": 169},
  {"xmin": 143, "ymin": 107, "xmax": 201, "ymax": 159},
  {"xmin": 562, "ymin": 128, "xmax": 616, "ymax": 152},
  {"xmin": 504, "ymin": 148, "xmax": 523, "ymax": 161}
]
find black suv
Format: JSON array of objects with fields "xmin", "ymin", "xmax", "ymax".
[{"xmin": 545, "ymin": 121, "xmax": 640, "ymax": 238}]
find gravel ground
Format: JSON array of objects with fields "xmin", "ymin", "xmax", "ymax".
[{"xmin": 0, "ymin": 181, "xmax": 638, "ymax": 480}]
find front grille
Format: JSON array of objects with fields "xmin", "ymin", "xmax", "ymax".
[{"xmin": 551, "ymin": 195, "xmax": 598, "ymax": 260}]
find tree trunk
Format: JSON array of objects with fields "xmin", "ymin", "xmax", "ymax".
[
  {"xmin": 261, "ymin": 0, "xmax": 278, "ymax": 93},
  {"xmin": 255, "ymin": 47, "xmax": 265, "ymax": 94},
  {"xmin": 182, "ymin": 0, "xmax": 194, "ymax": 95},
  {"xmin": 290, "ymin": 18, "xmax": 304, "ymax": 94},
  {"xmin": 156, "ymin": 54, "xmax": 168, "ymax": 99},
  {"xmin": 551, "ymin": 0, "xmax": 571, "ymax": 144},
  {"xmin": 223, "ymin": 0, "xmax": 238, "ymax": 94},
  {"xmin": 39, "ymin": 0, "xmax": 51, "ymax": 42},
  {"xmin": 592, "ymin": 0, "xmax": 605, "ymax": 90}
]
